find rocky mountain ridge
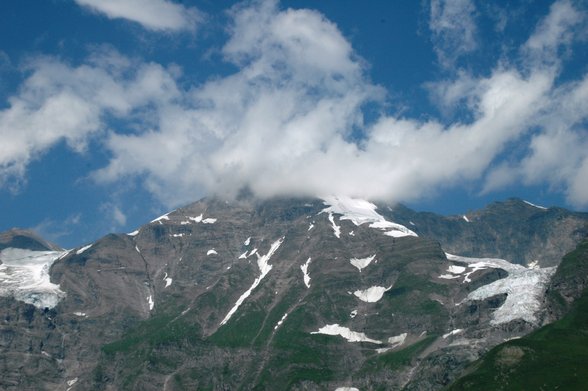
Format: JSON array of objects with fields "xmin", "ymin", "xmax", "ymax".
[{"xmin": 0, "ymin": 197, "xmax": 586, "ymax": 390}]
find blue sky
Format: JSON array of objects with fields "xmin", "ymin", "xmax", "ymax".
[{"xmin": 1, "ymin": 0, "xmax": 587, "ymax": 248}]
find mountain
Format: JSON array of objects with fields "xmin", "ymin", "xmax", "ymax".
[
  {"xmin": 0, "ymin": 228, "xmax": 62, "ymax": 252},
  {"xmin": 384, "ymin": 198, "xmax": 588, "ymax": 267},
  {"xmin": 446, "ymin": 239, "xmax": 588, "ymax": 390},
  {"xmin": 0, "ymin": 197, "xmax": 586, "ymax": 390}
]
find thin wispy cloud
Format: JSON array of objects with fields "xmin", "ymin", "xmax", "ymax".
[
  {"xmin": 74, "ymin": 0, "xmax": 203, "ymax": 31},
  {"xmin": 429, "ymin": 0, "xmax": 478, "ymax": 68}
]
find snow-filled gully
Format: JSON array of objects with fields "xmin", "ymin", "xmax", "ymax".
[{"xmin": 220, "ymin": 237, "xmax": 284, "ymax": 326}]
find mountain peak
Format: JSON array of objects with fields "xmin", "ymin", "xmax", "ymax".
[{"xmin": 0, "ymin": 228, "xmax": 62, "ymax": 252}]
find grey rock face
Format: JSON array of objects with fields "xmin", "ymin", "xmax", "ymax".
[
  {"xmin": 0, "ymin": 197, "xmax": 585, "ymax": 390},
  {"xmin": 383, "ymin": 198, "xmax": 588, "ymax": 267}
]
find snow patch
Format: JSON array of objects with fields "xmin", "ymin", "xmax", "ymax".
[
  {"xmin": 321, "ymin": 196, "xmax": 417, "ymax": 238},
  {"xmin": 0, "ymin": 248, "xmax": 67, "ymax": 308},
  {"xmin": 135, "ymin": 245, "xmax": 141, "ymax": 254},
  {"xmin": 147, "ymin": 295, "xmax": 154, "ymax": 311},
  {"xmin": 448, "ymin": 265, "xmax": 466, "ymax": 274},
  {"xmin": 308, "ymin": 222, "xmax": 314, "ymax": 231},
  {"xmin": 220, "ymin": 238, "xmax": 284, "ymax": 326},
  {"xmin": 73, "ymin": 312, "xmax": 86, "ymax": 317},
  {"xmin": 151, "ymin": 213, "xmax": 170, "ymax": 223},
  {"xmin": 462, "ymin": 215, "xmax": 470, "ymax": 222},
  {"xmin": 171, "ymin": 233, "xmax": 184, "ymax": 238},
  {"xmin": 66, "ymin": 377, "xmax": 78, "ymax": 391},
  {"xmin": 300, "ymin": 258, "xmax": 312, "ymax": 288},
  {"xmin": 328, "ymin": 212, "xmax": 341, "ymax": 238},
  {"xmin": 163, "ymin": 273, "xmax": 173, "ymax": 288},
  {"xmin": 312, "ymin": 324, "xmax": 382, "ymax": 344},
  {"xmin": 127, "ymin": 229, "xmax": 140, "ymax": 236},
  {"xmin": 350, "ymin": 310, "xmax": 358, "ymax": 318},
  {"xmin": 353, "ymin": 286, "xmax": 392, "ymax": 303},
  {"xmin": 335, "ymin": 388, "xmax": 360, "ymax": 391},
  {"xmin": 523, "ymin": 200, "xmax": 548, "ymax": 210},
  {"xmin": 438, "ymin": 274, "xmax": 461, "ymax": 280},
  {"xmin": 207, "ymin": 249, "xmax": 218, "ymax": 256},
  {"xmin": 76, "ymin": 244, "xmax": 92, "ymax": 255},
  {"xmin": 67, "ymin": 377, "xmax": 78, "ymax": 386},
  {"xmin": 274, "ymin": 312, "xmax": 288, "ymax": 330},
  {"xmin": 443, "ymin": 329, "xmax": 463, "ymax": 339},
  {"xmin": 244, "ymin": 237, "xmax": 251, "ymax": 246},
  {"xmin": 387, "ymin": 332, "xmax": 407, "ymax": 347},
  {"xmin": 350, "ymin": 254, "xmax": 376, "ymax": 272},
  {"xmin": 202, "ymin": 218, "xmax": 217, "ymax": 224}
]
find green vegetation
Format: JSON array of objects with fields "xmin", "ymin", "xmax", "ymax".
[
  {"xmin": 209, "ymin": 305, "xmax": 266, "ymax": 347},
  {"xmin": 364, "ymin": 335, "xmax": 437, "ymax": 371},
  {"xmin": 102, "ymin": 314, "xmax": 200, "ymax": 355}
]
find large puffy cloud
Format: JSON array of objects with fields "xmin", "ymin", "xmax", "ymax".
[
  {"xmin": 74, "ymin": 0, "xmax": 202, "ymax": 31},
  {"xmin": 1, "ymin": 0, "xmax": 587, "ymax": 208}
]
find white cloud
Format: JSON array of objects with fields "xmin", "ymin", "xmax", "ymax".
[
  {"xmin": 429, "ymin": 0, "xmax": 478, "ymax": 68},
  {"xmin": 0, "ymin": 49, "xmax": 181, "ymax": 190},
  {"xmin": 1, "ymin": 0, "xmax": 588, "ymax": 209},
  {"xmin": 74, "ymin": 0, "xmax": 202, "ymax": 31},
  {"xmin": 522, "ymin": 0, "xmax": 584, "ymax": 68}
]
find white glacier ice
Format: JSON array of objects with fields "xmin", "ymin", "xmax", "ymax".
[
  {"xmin": 448, "ymin": 253, "xmax": 556, "ymax": 325},
  {"xmin": 0, "ymin": 248, "xmax": 67, "ymax": 308}
]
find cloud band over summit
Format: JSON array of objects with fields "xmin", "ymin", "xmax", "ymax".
[{"xmin": 0, "ymin": 0, "xmax": 587, "ymax": 210}]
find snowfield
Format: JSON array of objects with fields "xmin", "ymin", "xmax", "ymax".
[
  {"xmin": 353, "ymin": 286, "xmax": 392, "ymax": 303},
  {"xmin": 311, "ymin": 324, "xmax": 382, "ymax": 344},
  {"xmin": 322, "ymin": 196, "xmax": 417, "ymax": 238},
  {"xmin": 350, "ymin": 254, "xmax": 376, "ymax": 272}
]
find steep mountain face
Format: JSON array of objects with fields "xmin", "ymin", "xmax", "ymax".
[
  {"xmin": 446, "ymin": 239, "xmax": 588, "ymax": 390},
  {"xmin": 385, "ymin": 198, "xmax": 588, "ymax": 267},
  {"xmin": 0, "ymin": 197, "xmax": 586, "ymax": 390}
]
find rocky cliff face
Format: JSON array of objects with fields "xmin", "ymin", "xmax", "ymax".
[
  {"xmin": 0, "ymin": 197, "xmax": 586, "ymax": 390},
  {"xmin": 385, "ymin": 198, "xmax": 588, "ymax": 267}
]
